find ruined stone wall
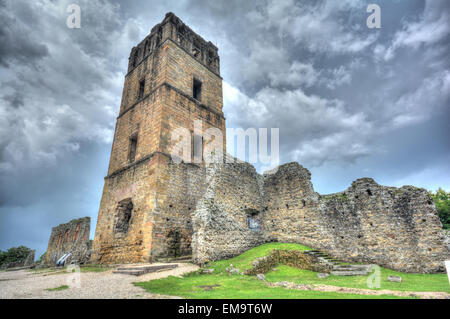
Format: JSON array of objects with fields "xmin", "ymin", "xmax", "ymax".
[
  {"xmin": 45, "ymin": 217, "xmax": 91, "ymax": 265},
  {"xmin": 192, "ymin": 162, "xmax": 450, "ymax": 273},
  {"xmin": 192, "ymin": 162, "xmax": 266, "ymax": 264},
  {"xmin": 264, "ymin": 163, "xmax": 449, "ymax": 273}
]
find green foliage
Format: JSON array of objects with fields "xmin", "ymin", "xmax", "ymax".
[
  {"xmin": 37, "ymin": 252, "xmax": 46, "ymax": 264},
  {"xmin": 0, "ymin": 246, "xmax": 32, "ymax": 266},
  {"xmin": 429, "ymin": 188, "xmax": 450, "ymax": 229}
]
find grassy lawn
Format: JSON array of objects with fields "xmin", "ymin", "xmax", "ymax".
[
  {"xmin": 135, "ymin": 272, "xmax": 411, "ymax": 299},
  {"xmin": 209, "ymin": 242, "xmax": 311, "ymax": 273},
  {"xmin": 79, "ymin": 265, "xmax": 111, "ymax": 272},
  {"xmin": 29, "ymin": 265, "xmax": 111, "ymax": 274},
  {"xmin": 45, "ymin": 285, "xmax": 69, "ymax": 292},
  {"xmin": 135, "ymin": 242, "xmax": 450, "ymax": 298},
  {"xmin": 266, "ymin": 265, "xmax": 450, "ymax": 293}
]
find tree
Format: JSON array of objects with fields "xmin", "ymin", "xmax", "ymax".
[
  {"xmin": 0, "ymin": 246, "xmax": 33, "ymax": 267},
  {"xmin": 429, "ymin": 188, "xmax": 450, "ymax": 229}
]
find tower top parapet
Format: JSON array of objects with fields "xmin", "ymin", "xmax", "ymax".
[{"xmin": 128, "ymin": 12, "xmax": 220, "ymax": 75}]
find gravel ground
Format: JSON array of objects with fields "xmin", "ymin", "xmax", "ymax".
[{"xmin": 0, "ymin": 263, "xmax": 199, "ymax": 299}]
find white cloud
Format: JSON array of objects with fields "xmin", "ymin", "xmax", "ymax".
[
  {"xmin": 375, "ymin": 0, "xmax": 450, "ymax": 61},
  {"xmin": 224, "ymin": 81, "xmax": 374, "ymax": 166}
]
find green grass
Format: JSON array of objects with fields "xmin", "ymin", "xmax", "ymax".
[
  {"xmin": 266, "ymin": 265, "xmax": 450, "ymax": 293},
  {"xmin": 134, "ymin": 243, "xmax": 449, "ymax": 299},
  {"xmin": 135, "ymin": 273, "xmax": 410, "ymax": 299},
  {"xmin": 29, "ymin": 265, "xmax": 110, "ymax": 273},
  {"xmin": 80, "ymin": 266, "xmax": 111, "ymax": 272},
  {"xmin": 45, "ymin": 285, "xmax": 69, "ymax": 292},
  {"xmin": 207, "ymin": 242, "xmax": 311, "ymax": 273}
]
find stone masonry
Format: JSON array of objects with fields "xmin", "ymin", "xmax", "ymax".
[
  {"xmin": 92, "ymin": 13, "xmax": 449, "ymax": 273},
  {"xmin": 91, "ymin": 12, "xmax": 224, "ymax": 264},
  {"xmin": 192, "ymin": 162, "xmax": 450, "ymax": 273},
  {"xmin": 45, "ymin": 217, "xmax": 91, "ymax": 265}
]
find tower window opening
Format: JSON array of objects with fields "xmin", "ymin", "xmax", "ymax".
[
  {"xmin": 193, "ymin": 78, "xmax": 202, "ymax": 101},
  {"xmin": 129, "ymin": 134, "xmax": 138, "ymax": 163},
  {"xmin": 138, "ymin": 79, "xmax": 145, "ymax": 99}
]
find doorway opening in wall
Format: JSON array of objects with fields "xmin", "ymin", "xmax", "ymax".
[{"xmin": 167, "ymin": 229, "xmax": 181, "ymax": 258}]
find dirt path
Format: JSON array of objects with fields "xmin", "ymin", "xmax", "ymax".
[
  {"xmin": 0, "ymin": 263, "xmax": 199, "ymax": 299},
  {"xmin": 268, "ymin": 281, "xmax": 450, "ymax": 299}
]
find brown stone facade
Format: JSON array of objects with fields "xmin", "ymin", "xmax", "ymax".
[
  {"xmin": 91, "ymin": 13, "xmax": 225, "ymax": 264},
  {"xmin": 45, "ymin": 217, "xmax": 91, "ymax": 265}
]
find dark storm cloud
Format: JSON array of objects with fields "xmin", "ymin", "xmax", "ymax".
[
  {"xmin": 0, "ymin": 1, "xmax": 49, "ymax": 67},
  {"xmin": 0, "ymin": 0, "xmax": 449, "ymax": 256}
]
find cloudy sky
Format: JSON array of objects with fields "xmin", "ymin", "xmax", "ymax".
[{"xmin": 0, "ymin": 0, "xmax": 449, "ymax": 257}]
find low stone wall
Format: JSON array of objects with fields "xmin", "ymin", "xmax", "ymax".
[
  {"xmin": 246, "ymin": 250, "xmax": 331, "ymax": 275},
  {"xmin": 192, "ymin": 162, "xmax": 450, "ymax": 273},
  {"xmin": 45, "ymin": 217, "xmax": 91, "ymax": 265}
]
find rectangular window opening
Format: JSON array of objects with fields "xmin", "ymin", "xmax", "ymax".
[
  {"xmin": 138, "ymin": 79, "xmax": 145, "ymax": 99},
  {"xmin": 193, "ymin": 78, "xmax": 202, "ymax": 101},
  {"xmin": 129, "ymin": 134, "xmax": 138, "ymax": 163}
]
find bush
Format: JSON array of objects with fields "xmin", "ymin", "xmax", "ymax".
[
  {"xmin": 429, "ymin": 188, "xmax": 450, "ymax": 229},
  {"xmin": 0, "ymin": 246, "xmax": 33, "ymax": 267}
]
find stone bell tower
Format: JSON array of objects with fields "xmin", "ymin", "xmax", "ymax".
[{"xmin": 91, "ymin": 13, "xmax": 226, "ymax": 264}]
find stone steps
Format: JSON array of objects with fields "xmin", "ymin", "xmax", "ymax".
[
  {"xmin": 113, "ymin": 264, "xmax": 178, "ymax": 276},
  {"xmin": 155, "ymin": 255, "xmax": 192, "ymax": 263},
  {"xmin": 304, "ymin": 250, "xmax": 373, "ymax": 276}
]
